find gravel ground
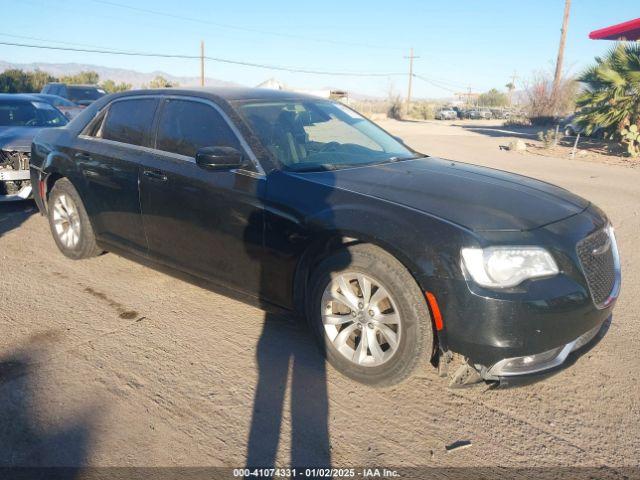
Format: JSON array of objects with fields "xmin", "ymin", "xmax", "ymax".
[{"xmin": 0, "ymin": 119, "xmax": 638, "ymax": 475}]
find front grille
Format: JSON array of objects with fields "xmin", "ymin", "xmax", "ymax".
[{"xmin": 576, "ymin": 228, "xmax": 616, "ymax": 307}]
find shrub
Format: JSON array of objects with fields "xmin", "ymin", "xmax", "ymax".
[
  {"xmin": 537, "ymin": 128, "xmax": 557, "ymax": 148},
  {"xmin": 387, "ymin": 96, "xmax": 403, "ymax": 120},
  {"xmin": 524, "ymin": 70, "xmax": 577, "ymax": 119}
]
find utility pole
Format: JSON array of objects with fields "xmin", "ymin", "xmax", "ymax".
[
  {"xmin": 552, "ymin": 0, "xmax": 571, "ymax": 100},
  {"xmin": 200, "ymin": 40, "xmax": 205, "ymax": 87},
  {"xmin": 404, "ymin": 48, "xmax": 419, "ymax": 113}
]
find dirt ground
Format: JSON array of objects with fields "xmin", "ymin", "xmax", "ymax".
[{"xmin": 0, "ymin": 119, "xmax": 638, "ymax": 475}]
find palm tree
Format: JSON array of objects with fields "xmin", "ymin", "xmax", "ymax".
[{"xmin": 576, "ymin": 43, "xmax": 640, "ymax": 154}]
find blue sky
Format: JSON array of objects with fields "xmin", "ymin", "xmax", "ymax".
[{"xmin": 0, "ymin": 0, "xmax": 638, "ymax": 98}]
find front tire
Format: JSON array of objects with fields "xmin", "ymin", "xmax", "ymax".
[
  {"xmin": 48, "ymin": 178, "xmax": 102, "ymax": 260},
  {"xmin": 308, "ymin": 244, "xmax": 434, "ymax": 386}
]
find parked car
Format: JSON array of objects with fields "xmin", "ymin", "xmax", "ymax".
[
  {"xmin": 435, "ymin": 108, "xmax": 457, "ymax": 120},
  {"xmin": 0, "ymin": 94, "xmax": 68, "ymax": 201},
  {"xmin": 41, "ymin": 83, "xmax": 106, "ymax": 106},
  {"xmin": 32, "ymin": 94, "xmax": 84, "ymax": 120},
  {"xmin": 489, "ymin": 108, "xmax": 511, "ymax": 120},
  {"xmin": 30, "ymin": 88, "xmax": 620, "ymax": 386},
  {"xmin": 468, "ymin": 109, "xmax": 492, "ymax": 120}
]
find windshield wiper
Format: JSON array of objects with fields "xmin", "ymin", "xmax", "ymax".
[{"xmin": 285, "ymin": 163, "xmax": 340, "ymax": 172}]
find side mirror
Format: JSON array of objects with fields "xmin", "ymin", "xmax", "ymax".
[{"xmin": 195, "ymin": 146, "xmax": 244, "ymax": 170}]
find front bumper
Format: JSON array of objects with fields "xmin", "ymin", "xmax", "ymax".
[
  {"xmin": 0, "ymin": 168, "xmax": 32, "ymax": 202},
  {"xmin": 482, "ymin": 319, "xmax": 604, "ymax": 380},
  {"xmin": 434, "ymin": 207, "xmax": 620, "ymax": 380}
]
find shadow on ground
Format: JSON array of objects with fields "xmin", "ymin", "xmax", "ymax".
[
  {"xmin": 0, "ymin": 330, "xmax": 98, "ymax": 472},
  {"xmin": 245, "ymin": 312, "xmax": 332, "ymax": 468},
  {"xmin": 0, "ymin": 201, "xmax": 36, "ymax": 238},
  {"xmin": 457, "ymin": 124, "xmax": 539, "ymax": 140}
]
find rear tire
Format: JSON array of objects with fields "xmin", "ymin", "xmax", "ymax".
[
  {"xmin": 48, "ymin": 178, "xmax": 102, "ymax": 260},
  {"xmin": 307, "ymin": 244, "xmax": 434, "ymax": 386}
]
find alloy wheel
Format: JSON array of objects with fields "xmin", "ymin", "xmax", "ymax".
[
  {"xmin": 321, "ymin": 272, "xmax": 401, "ymax": 367},
  {"xmin": 52, "ymin": 193, "xmax": 81, "ymax": 249}
]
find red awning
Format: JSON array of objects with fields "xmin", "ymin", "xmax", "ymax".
[{"xmin": 589, "ymin": 18, "xmax": 640, "ymax": 41}]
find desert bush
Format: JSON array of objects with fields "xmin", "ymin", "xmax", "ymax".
[
  {"xmin": 387, "ymin": 96, "xmax": 403, "ymax": 120},
  {"xmin": 524, "ymin": 70, "xmax": 577, "ymax": 119},
  {"xmin": 503, "ymin": 116, "xmax": 531, "ymax": 127},
  {"xmin": 529, "ymin": 116, "xmax": 558, "ymax": 127},
  {"xmin": 409, "ymin": 102, "xmax": 436, "ymax": 120},
  {"xmin": 537, "ymin": 128, "xmax": 557, "ymax": 148}
]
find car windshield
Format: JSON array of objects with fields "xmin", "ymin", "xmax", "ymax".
[
  {"xmin": 238, "ymin": 99, "xmax": 418, "ymax": 171},
  {"xmin": 0, "ymin": 100, "xmax": 68, "ymax": 127},
  {"xmin": 68, "ymin": 86, "xmax": 105, "ymax": 101},
  {"xmin": 43, "ymin": 96, "xmax": 76, "ymax": 107}
]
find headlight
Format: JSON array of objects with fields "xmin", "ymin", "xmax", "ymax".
[{"xmin": 461, "ymin": 246, "xmax": 559, "ymax": 288}]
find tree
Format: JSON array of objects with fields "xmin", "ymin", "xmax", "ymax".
[
  {"xmin": 0, "ymin": 69, "xmax": 56, "ymax": 93},
  {"xmin": 100, "ymin": 79, "xmax": 131, "ymax": 93},
  {"xmin": 478, "ymin": 88, "xmax": 508, "ymax": 107},
  {"xmin": 0, "ymin": 69, "xmax": 35, "ymax": 93},
  {"xmin": 30, "ymin": 69, "xmax": 57, "ymax": 91},
  {"xmin": 524, "ymin": 70, "xmax": 577, "ymax": 121},
  {"xmin": 505, "ymin": 82, "xmax": 516, "ymax": 106},
  {"xmin": 146, "ymin": 75, "xmax": 177, "ymax": 89},
  {"xmin": 60, "ymin": 71, "xmax": 100, "ymax": 85},
  {"xmin": 576, "ymin": 43, "xmax": 640, "ymax": 156}
]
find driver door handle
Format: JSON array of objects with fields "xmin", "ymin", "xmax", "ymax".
[{"xmin": 143, "ymin": 169, "xmax": 167, "ymax": 182}]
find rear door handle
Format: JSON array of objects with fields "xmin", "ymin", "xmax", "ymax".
[
  {"xmin": 74, "ymin": 152, "xmax": 92, "ymax": 161},
  {"xmin": 143, "ymin": 169, "xmax": 167, "ymax": 181}
]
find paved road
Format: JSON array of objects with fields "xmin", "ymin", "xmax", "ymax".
[{"xmin": 0, "ymin": 120, "xmax": 637, "ymax": 473}]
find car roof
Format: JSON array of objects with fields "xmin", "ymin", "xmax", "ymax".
[
  {"xmin": 106, "ymin": 87, "xmax": 324, "ymax": 104},
  {"xmin": 45, "ymin": 83, "xmax": 100, "ymax": 88},
  {"xmin": 0, "ymin": 93, "xmax": 42, "ymax": 102}
]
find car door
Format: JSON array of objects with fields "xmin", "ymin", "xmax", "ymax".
[
  {"xmin": 139, "ymin": 97, "xmax": 265, "ymax": 296},
  {"xmin": 74, "ymin": 97, "xmax": 158, "ymax": 253}
]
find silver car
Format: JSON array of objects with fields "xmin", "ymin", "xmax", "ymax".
[{"xmin": 435, "ymin": 108, "xmax": 458, "ymax": 120}]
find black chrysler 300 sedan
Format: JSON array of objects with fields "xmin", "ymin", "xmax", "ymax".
[{"xmin": 29, "ymin": 88, "xmax": 620, "ymax": 386}]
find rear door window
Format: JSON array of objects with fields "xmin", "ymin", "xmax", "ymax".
[
  {"xmin": 101, "ymin": 98, "xmax": 158, "ymax": 147},
  {"xmin": 155, "ymin": 99, "xmax": 240, "ymax": 157},
  {"xmin": 68, "ymin": 86, "xmax": 105, "ymax": 102}
]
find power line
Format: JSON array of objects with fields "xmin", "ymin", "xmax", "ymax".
[
  {"xmin": 0, "ymin": 40, "xmax": 406, "ymax": 77},
  {"xmin": 0, "ymin": 32, "xmax": 118, "ymax": 51},
  {"xmin": 411, "ymin": 74, "xmax": 460, "ymax": 93},
  {"xmin": 91, "ymin": 0, "xmax": 404, "ymax": 51}
]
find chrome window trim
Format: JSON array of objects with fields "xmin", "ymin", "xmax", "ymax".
[{"xmin": 77, "ymin": 94, "xmax": 266, "ymax": 177}]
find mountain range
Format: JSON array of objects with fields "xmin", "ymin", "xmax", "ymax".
[{"xmin": 0, "ymin": 59, "xmax": 239, "ymax": 88}]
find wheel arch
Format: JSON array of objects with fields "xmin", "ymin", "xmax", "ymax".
[{"xmin": 293, "ymin": 229, "xmax": 436, "ymax": 327}]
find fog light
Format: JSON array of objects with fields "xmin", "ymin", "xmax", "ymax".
[{"xmin": 488, "ymin": 345, "xmax": 567, "ymax": 377}]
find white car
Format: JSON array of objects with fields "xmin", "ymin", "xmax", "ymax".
[{"xmin": 435, "ymin": 109, "xmax": 457, "ymax": 120}]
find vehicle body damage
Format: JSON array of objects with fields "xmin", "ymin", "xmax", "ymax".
[{"xmin": 0, "ymin": 94, "xmax": 68, "ymax": 201}]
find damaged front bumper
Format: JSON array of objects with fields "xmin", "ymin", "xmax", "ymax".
[
  {"xmin": 481, "ymin": 319, "xmax": 605, "ymax": 381},
  {"xmin": 1, "ymin": 150, "xmax": 32, "ymax": 202}
]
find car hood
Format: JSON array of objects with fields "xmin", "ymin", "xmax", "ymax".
[
  {"xmin": 0, "ymin": 126, "xmax": 47, "ymax": 151},
  {"xmin": 294, "ymin": 157, "xmax": 589, "ymax": 232}
]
